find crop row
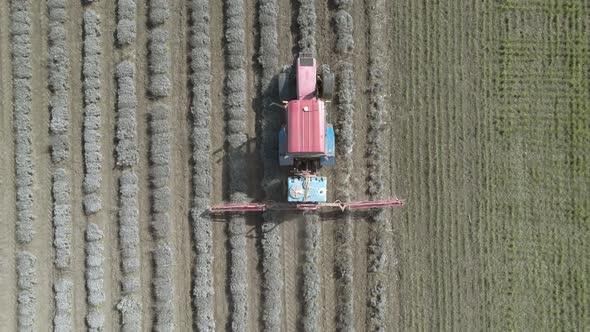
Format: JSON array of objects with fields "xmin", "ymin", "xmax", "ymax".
[
  {"xmin": 149, "ymin": 103, "xmax": 170, "ymax": 238},
  {"xmin": 366, "ymin": 0, "xmax": 389, "ymax": 330},
  {"xmin": 117, "ymin": 169, "xmax": 142, "ymax": 331},
  {"xmin": 17, "ymin": 251, "xmax": 36, "ymax": 332},
  {"xmin": 85, "ymin": 223, "xmax": 105, "ymax": 331},
  {"xmin": 147, "ymin": 1, "xmax": 173, "ymax": 329},
  {"xmin": 148, "ymin": 28, "xmax": 171, "ymax": 97},
  {"xmin": 332, "ymin": 4, "xmax": 355, "ymax": 330},
  {"xmin": 82, "ymin": 10, "xmax": 106, "ymax": 330},
  {"xmin": 300, "ymin": 218, "xmax": 321, "ymax": 332},
  {"xmin": 149, "ymin": 103, "xmax": 174, "ymax": 331},
  {"xmin": 53, "ymin": 278, "xmax": 73, "ymax": 332},
  {"xmin": 152, "ymin": 244, "xmax": 173, "ymax": 331},
  {"xmin": 13, "ymin": 0, "xmax": 34, "ymax": 245},
  {"xmin": 82, "ymin": 10, "xmax": 103, "ymax": 215},
  {"xmin": 115, "ymin": 61, "xmax": 138, "ymax": 167},
  {"xmin": 297, "ymin": 0, "xmax": 316, "ymax": 56},
  {"xmin": 296, "ymin": 1, "xmax": 321, "ymax": 330},
  {"xmin": 48, "ymin": 0, "xmax": 70, "ymax": 163},
  {"xmin": 257, "ymin": 0, "xmax": 282, "ymax": 331},
  {"xmin": 116, "ymin": 59, "xmax": 141, "ymax": 331},
  {"xmin": 117, "ymin": 0, "xmax": 136, "ymax": 46},
  {"xmin": 224, "ymin": 0, "xmax": 249, "ymax": 329},
  {"xmin": 13, "ymin": 1, "xmax": 36, "ymax": 331},
  {"xmin": 188, "ymin": 0, "xmax": 215, "ymax": 330},
  {"xmin": 52, "ymin": 168, "xmax": 71, "ymax": 270},
  {"xmin": 149, "ymin": 0, "xmax": 169, "ymax": 25}
]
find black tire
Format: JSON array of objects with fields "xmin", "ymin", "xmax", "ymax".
[
  {"xmin": 319, "ymin": 72, "xmax": 334, "ymax": 101},
  {"xmin": 278, "ymin": 72, "xmax": 292, "ymax": 102}
]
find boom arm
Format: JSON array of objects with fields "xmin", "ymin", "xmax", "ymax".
[{"xmin": 209, "ymin": 199, "xmax": 405, "ymax": 213}]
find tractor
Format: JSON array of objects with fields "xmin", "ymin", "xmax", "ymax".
[{"xmin": 210, "ymin": 53, "xmax": 404, "ymax": 213}]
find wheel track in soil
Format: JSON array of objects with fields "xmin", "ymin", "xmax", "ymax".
[
  {"xmin": 29, "ymin": 0, "xmax": 54, "ymax": 329},
  {"xmin": 276, "ymin": 1, "xmax": 300, "ymax": 331},
  {"xmin": 385, "ymin": 0, "xmax": 404, "ymax": 328},
  {"xmin": 167, "ymin": 1, "xmax": 194, "ymax": 330},
  {"xmin": 314, "ymin": 1, "xmax": 337, "ymax": 331},
  {"xmin": 390, "ymin": 0, "xmax": 411, "ymax": 328},
  {"xmin": 92, "ymin": 0, "xmax": 120, "ymax": 329},
  {"xmin": 282, "ymin": 213, "xmax": 300, "ymax": 332},
  {"xmin": 63, "ymin": 1, "xmax": 87, "ymax": 330},
  {"xmin": 0, "ymin": 0, "xmax": 17, "ymax": 328},
  {"xmin": 132, "ymin": 1, "xmax": 155, "ymax": 329},
  {"xmin": 208, "ymin": 0, "xmax": 229, "ymax": 326},
  {"xmin": 277, "ymin": 0, "xmax": 301, "ymax": 331},
  {"xmin": 244, "ymin": 1, "xmax": 262, "ymax": 331}
]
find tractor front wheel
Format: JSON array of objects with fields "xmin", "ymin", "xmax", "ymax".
[
  {"xmin": 319, "ymin": 72, "xmax": 335, "ymax": 101},
  {"xmin": 278, "ymin": 72, "xmax": 292, "ymax": 102}
]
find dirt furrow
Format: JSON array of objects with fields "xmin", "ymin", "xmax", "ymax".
[
  {"xmin": 65, "ymin": 1, "xmax": 89, "ymax": 330},
  {"xmin": 244, "ymin": 0, "xmax": 262, "ymax": 330},
  {"xmin": 433, "ymin": 1, "xmax": 445, "ymax": 329},
  {"xmin": 384, "ymin": 0, "xmax": 405, "ymax": 327},
  {"xmin": 27, "ymin": 0, "xmax": 55, "ymax": 329},
  {"xmin": 208, "ymin": 0, "xmax": 228, "ymax": 327},
  {"xmin": 132, "ymin": 1, "xmax": 155, "ymax": 329},
  {"xmin": 166, "ymin": 1, "xmax": 193, "ymax": 330}
]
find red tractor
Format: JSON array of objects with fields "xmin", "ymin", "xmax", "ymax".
[{"xmin": 210, "ymin": 53, "xmax": 404, "ymax": 213}]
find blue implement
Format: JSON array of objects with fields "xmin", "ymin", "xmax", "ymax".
[
  {"xmin": 287, "ymin": 176, "xmax": 328, "ymax": 202},
  {"xmin": 320, "ymin": 125, "xmax": 335, "ymax": 166},
  {"xmin": 278, "ymin": 126, "xmax": 294, "ymax": 166}
]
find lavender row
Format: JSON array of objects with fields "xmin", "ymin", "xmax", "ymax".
[
  {"xmin": 52, "ymin": 168, "xmax": 71, "ymax": 269},
  {"xmin": 117, "ymin": 0, "xmax": 136, "ymax": 46},
  {"xmin": 147, "ymin": 28, "xmax": 171, "ymax": 97},
  {"xmin": 115, "ymin": 61, "xmax": 138, "ymax": 167},
  {"xmin": 366, "ymin": 0, "xmax": 390, "ymax": 330},
  {"xmin": 188, "ymin": 1, "xmax": 215, "ymax": 330},
  {"xmin": 297, "ymin": 1, "xmax": 321, "ymax": 330},
  {"xmin": 12, "ymin": 0, "xmax": 35, "ymax": 245},
  {"xmin": 48, "ymin": 0, "xmax": 70, "ymax": 163},
  {"xmin": 53, "ymin": 278, "xmax": 73, "ymax": 332},
  {"xmin": 149, "ymin": 103, "xmax": 174, "ymax": 331},
  {"xmin": 332, "ymin": 5, "xmax": 355, "ymax": 331},
  {"xmin": 117, "ymin": 169, "xmax": 142, "ymax": 331},
  {"xmin": 152, "ymin": 244, "xmax": 173, "ymax": 331},
  {"xmin": 85, "ymin": 223, "xmax": 105, "ymax": 331},
  {"xmin": 257, "ymin": 0, "xmax": 282, "ymax": 330},
  {"xmin": 224, "ymin": 0, "xmax": 249, "ymax": 329},
  {"xmin": 13, "ymin": 2, "xmax": 36, "ymax": 331},
  {"xmin": 82, "ymin": 10, "xmax": 103, "ymax": 215},
  {"xmin": 17, "ymin": 251, "xmax": 36, "ymax": 332}
]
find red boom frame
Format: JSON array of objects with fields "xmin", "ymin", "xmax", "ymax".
[{"xmin": 209, "ymin": 199, "xmax": 405, "ymax": 213}]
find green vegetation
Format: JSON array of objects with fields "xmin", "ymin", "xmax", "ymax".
[{"xmin": 390, "ymin": 0, "xmax": 589, "ymax": 329}]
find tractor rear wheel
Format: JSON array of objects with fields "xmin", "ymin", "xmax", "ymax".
[
  {"xmin": 320, "ymin": 72, "xmax": 335, "ymax": 101},
  {"xmin": 278, "ymin": 72, "xmax": 292, "ymax": 102}
]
